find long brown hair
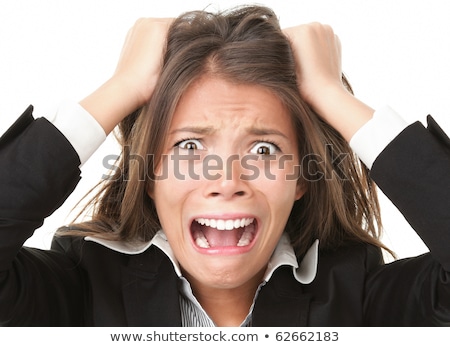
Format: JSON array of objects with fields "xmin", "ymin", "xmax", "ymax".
[{"xmin": 59, "ymin": 5, "xmax": 391, "ymax": 259}]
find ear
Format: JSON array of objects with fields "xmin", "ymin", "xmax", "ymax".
[
  {"xmin": 146, "ymin": 181, "xmax": 155, "ymax": 200},
  {"xmin": 295, "ymin": 180, "xmax": 307, "ymax": 201}
]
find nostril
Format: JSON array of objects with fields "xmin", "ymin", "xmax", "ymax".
[{"xmin": 235, "ymin": 191, "xmax": 245, "ymax": 196}]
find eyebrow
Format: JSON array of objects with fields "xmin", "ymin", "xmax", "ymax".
[
  {"xmin": 169, "ymin": 125, "xmax": 289, "ymax": 139},
  {"xmin": 246, "ymin": 126, "xmax": 289, "ymax": 140},
  {"xmin": 169, "ymin": 126, "xmax": 216, "ymax": 136}
]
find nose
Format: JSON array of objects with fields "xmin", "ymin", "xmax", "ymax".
[{"xmin": 202, "ymin": 154, "xmax": 252, "ymax": 200}]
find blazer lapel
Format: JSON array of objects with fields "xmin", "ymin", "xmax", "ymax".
[
  {"xmin": 121, "ymin": 246, "xmax": 182, "ymax": 326},
  {"xmin": 252, "ymin": 266, "xmax": 311, "ymax": 326},
  {"xmin": 0, "ymin": 105, "xmax": 34, "ymax": 147},
  {"xmin": 427, "ymin": 115, "xmax": 450, "ymax": 152}
]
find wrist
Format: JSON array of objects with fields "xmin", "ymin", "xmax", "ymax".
[
  {"xmin": 307, "ymin": 84, "xmax": 374, "ymax": 142},
  {"xmin": 80, "ymin": 77, "xmax": 146, "ymax": 134},
  {"xmin": 111, "ymin": 71, "xmax": 158, "ymax": 107}
]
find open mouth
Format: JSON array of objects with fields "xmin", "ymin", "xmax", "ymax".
[{"xmin": 191, "ymin": 217, "xmax": 257, "ymax": 249}]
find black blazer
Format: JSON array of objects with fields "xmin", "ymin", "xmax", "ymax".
[{"xmin": 1, "ymin": 106, "xmax": 449, "ymax": 326}]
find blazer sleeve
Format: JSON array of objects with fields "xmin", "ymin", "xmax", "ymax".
[
  {"xmin": 0, "ymin": 106, "xmax": 86, "ymax": 326},
  {"xmin": 364, "ymin": 116, "xmax": 450, "ymax": 326}
]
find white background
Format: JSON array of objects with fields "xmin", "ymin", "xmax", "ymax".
[{"xmin": 1, "ymin": 0, "xmax": 449, "ymax": 261}]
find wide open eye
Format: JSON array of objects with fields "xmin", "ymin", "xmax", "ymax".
[
  {"xmin": 250, "ymin": 141, "xmax": 279, "ymax": 156},
  {"xmin": 176, "ymin": 139, "xmax": 204, "ymax": 150}
]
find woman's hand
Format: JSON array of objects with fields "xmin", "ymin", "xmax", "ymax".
[
  {"xmin": 80, "ymin": 18, "xmax": 173, "ymax": 134},
  {"xmin": 284, "ymin": 23, "xmax": 374, "ymax": 141},
  {"xmin": 113, "ymin": 18, "xmax": 173, "ymax": 107},
  {"xmin": 284, "ymin": 23, "xmax": 343, "ymax": 108}
]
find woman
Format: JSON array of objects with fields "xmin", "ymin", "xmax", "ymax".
[{"xmin": 0, "ymin": 5, "xmax": 449, "ymax": 326}]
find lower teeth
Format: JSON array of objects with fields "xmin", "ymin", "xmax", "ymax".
[
  {"xmin": 237, "ymin": 230, "xmax": 252, "ymax": 246},
  {"xmin": 195, "ymin": 235, "xmax": 210, "ymax": 248},
  {"xmin": 195, "ymin": 229, "xmax": 253, "ymax": 249}
]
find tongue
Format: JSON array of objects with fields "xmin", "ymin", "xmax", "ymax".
[{"xmin": 202, "ymin": 226, "xmax": 243, "ymax": 247}]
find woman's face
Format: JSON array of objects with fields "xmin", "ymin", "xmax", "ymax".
[{"xmin": 150, "ymin": 76, "xmax": 304, "ymax": 292}]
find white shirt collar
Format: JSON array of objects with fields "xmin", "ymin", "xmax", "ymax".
[{"xmin": 85, "ymin": 230, "xmax": 318, "ymax": 284}]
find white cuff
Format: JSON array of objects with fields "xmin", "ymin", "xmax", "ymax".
[
  {"xmin": 48, "ymin": 101, "xmax": 106, "ymax": 166},
  {"xmin": 349, "ymin": 105, "xmax": 408, "ymax": 169}
]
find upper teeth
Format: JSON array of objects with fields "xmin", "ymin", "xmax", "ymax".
[{"xmin": 195, "ymin": 218, "xmax": 254, "ymax": 231}]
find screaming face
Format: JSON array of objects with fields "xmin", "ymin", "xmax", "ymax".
[{"xmin": 150, "ymin": 76, "xmax": 304, "ymax": 291}]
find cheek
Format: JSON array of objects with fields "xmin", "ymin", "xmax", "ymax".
[
  {"xmin": 150, "ymin": 179, "xmax": 188, "ymax": 250},
  {"xmin": 151, "ymin": 179, "xmax": 186, "ymax": 216},
  {"xmin": 263, "ymin": 157, "xmax": 302, "ymax": 197},
  {"xmin": 251, "ymin": 171, "xmax": 299, "ymax": 219},
  {"xmin": 259, "ymin": 161, "xmax": 303, "ymax": 221},
  {"xmin": 150, "ymin": 158, "xmax": 201, "ymax": 221}
]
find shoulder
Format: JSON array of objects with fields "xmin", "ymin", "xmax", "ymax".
[
  {"xmin": 315, "ymin": 242, "xmax": 384, "ymax": 281},
  {"xmin": 51, "ymin": 233, "xmax": 171, "ymax": 269},
  {"xmin": 301, "ymin": 243, "xmax": 384, "ymax": 325}
]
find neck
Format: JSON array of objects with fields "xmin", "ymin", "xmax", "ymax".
[{"xmin": 187, "ymin": 269, "xmax": 265, "ymax": 327}]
